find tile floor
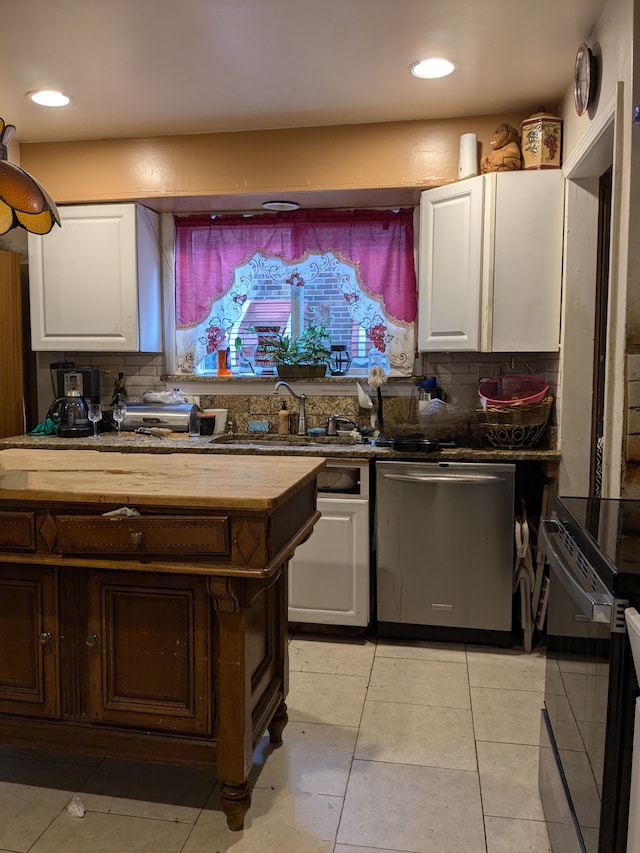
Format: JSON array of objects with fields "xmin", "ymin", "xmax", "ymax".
[{"xmin": 0, "ymin": 635, "xmax": 551, "ymax": 853}]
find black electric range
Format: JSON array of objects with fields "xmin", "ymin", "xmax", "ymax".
[
  {"xmin": 539, "ymin": 495, "xmax": 640, "ymax": 853},
  {"xmin": 551, "ymin": 495, "xmax": 640, "ymax": 595},
  {"xmin": 374, "ymin": 435, "xmax": 457, "ymax": 452}
]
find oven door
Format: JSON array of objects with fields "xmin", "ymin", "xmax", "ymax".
[{"xmin": 539, "ymin": 518, "xmax": 615, "ymax": 853}]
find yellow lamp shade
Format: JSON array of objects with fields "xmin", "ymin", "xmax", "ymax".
[{"xmin": 0, "ymin": 117, "xmax": 60, "ymax": 236}]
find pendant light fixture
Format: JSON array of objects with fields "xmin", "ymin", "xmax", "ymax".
[{"xmin": 0, "ymin": 118, "xmax": 60, "ymax": 236}]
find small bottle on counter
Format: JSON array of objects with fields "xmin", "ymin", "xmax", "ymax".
[
  {"xmin": 110, "ymin": 372, "xmax": 127, "ymax": 406},
  {"xmin": 217, "ymin": 335, "xmax": 232, "ymax": 376},
  {"xmin": 278, "ymin": 401, "xmax": 290, "ymax": 434}
]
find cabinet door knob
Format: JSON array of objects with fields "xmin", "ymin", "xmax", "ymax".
[
  {"xmin": 85, "ymin": 634, "xmax": 99, "ymax": 647},
  {"xmin": 130, "ymin": 531, "xmax": 144, "ymax": 547},
  {"xmin": 39, "ymin": 631, "xmax": 52, "ymax": 645}
]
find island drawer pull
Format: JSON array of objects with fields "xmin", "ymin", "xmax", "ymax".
[
  {"xmin": 55, "ymin": 515, "xmax": 230, "ymax": 556},
  {"xmin": 39, "ymin": 631, "xmax": 52, "ymax": 645},
  {"xmin": 85, "ymin": 634, "xmax": 99, "ymax": 647}
]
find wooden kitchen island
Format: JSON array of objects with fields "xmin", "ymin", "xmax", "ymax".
[{"xmin": 0, "ymin": 448, "xmax": 323, "ymax": 831}]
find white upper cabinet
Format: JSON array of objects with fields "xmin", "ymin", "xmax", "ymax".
[
  {"xmin": 418, "ymin": 176, "xmax": 485, "ymax": 351},
  {"xmin": 28, "ymin": 203, "xmax": 162, "ymax": 352},
  {"xmin": 418, "ymin": 171, "xmax": 564, "ymax": 352}
]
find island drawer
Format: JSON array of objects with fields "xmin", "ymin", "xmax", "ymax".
[
  {"xmin": 55, "ymin": 515, "xmax": 230, "ymax": 556},
  {"xmin": 0, "ymin": 512, "xmax": 36, "ymax": 551}
]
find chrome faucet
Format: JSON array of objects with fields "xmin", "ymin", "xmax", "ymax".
[
  {"xmin": 326, "ymin": 413, "xmax": 340, "ymax": 436},
  {"xmin": 275, "ymin": 381, "xmax": 307, "ymax": 435}
]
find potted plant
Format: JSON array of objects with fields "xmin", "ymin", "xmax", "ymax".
[{"xmin": 265, "ymin": 322, "xmax": 332, "ymax": 378}]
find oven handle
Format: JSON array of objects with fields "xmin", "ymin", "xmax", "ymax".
[{"xmin": 540, "ymin": 518, "xmax": 613, "ymax": 624}]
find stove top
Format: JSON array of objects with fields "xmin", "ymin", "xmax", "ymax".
[
  {"xmin": 554, "ymin": 495, "xmax": 640, "ymax": 594},
  {"xmin": 374, "ymin": 434, "xmax": 457, "ymax": 452}
]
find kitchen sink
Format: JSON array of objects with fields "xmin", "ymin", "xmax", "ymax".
[{"xmin": 209, "ymin": 433, "xmax": 356, "ymax": 448}]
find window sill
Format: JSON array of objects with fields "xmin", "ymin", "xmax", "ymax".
[{"xmin": 162, "ymin": 374, "xmax": 417, "ymax": 384}]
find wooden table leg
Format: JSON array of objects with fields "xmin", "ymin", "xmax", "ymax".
[
  {"xmin": 220, "ymin": 780, "xmax": 251, "ymax": 831},
  {"xmin": 268, "ymin": 700, "xmax": 288, "ymax": 745}
]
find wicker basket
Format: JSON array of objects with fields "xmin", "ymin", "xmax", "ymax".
[
  {"xmin": 417, "ymin": 416, "xmax": 470, "ymax": 441},
  {"xmin": 471, "ymin": 395, "xmax": 553, "ymax": 449}
]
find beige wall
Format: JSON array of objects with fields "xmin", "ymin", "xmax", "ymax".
[
  {"xmin": 562, "ymin": 0, "xmax": 631, "ymax": 157},
  {"xmin": 19, "ymin": 113, "xmax": 526, "ymax": 210}
]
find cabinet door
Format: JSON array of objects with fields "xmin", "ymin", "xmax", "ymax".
[
  {"xmin": 28, "ymin": 203, "xmax": 161, "ymax": 352},
  {"xmin": 418, "ymin": 176, "xmax": 484, "ymax": 351},
  {"xmin": 0, "ymin": 251, "xmax": 25, "ymax": 439},
  {"xmin": 87, "ymin": 570, "xmax": 211, "ymax": 734},
  {"xmin": 0, "ymin": 565, "xmax": 59, "ymax": 717},
  {"xmin": 288, "ymin": 497, "xmax": 369, "ymax": 627},
  {"xmin": 488, "ymin": 171, "xmax": 564, "ymax": 352}
]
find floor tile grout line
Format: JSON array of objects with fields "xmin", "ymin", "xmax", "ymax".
[
  {"xmin": 332, "ymin": 636, "xmax": 376, "ymax": 850},
  {"xmin": 465, "ymin": 644, "xmax": 490, "ymax": 853},
  {"xmin": 25, "ymin": 801, "xmax": 67, "ymax": 853}
]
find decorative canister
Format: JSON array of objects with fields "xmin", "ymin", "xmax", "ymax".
[{"xmin": 520, "ymin": 107, "xmax": 562, "ymax": 170}]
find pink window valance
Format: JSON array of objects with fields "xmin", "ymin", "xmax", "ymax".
[{"xmin": 174, "ymin": 207, "xmax": 417, "ymax": 328}]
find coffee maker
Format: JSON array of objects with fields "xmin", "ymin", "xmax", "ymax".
[
  {"xmin": 47, "ymin": 390, "xmax": 93, "ymax": 437},
  {"xmin": 47, "ymin": 363, "xmax": 101, "ymax": 438},
  {"xmin": 50, "ymin": 363, "xmax": 101, "ymax": 403}
]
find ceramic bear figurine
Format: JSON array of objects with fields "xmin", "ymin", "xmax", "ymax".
[{"xmin": 480, "ymin": 123, "xmax": 522, "ymax": 173}]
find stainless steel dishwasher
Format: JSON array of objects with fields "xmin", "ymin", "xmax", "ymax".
[{"xmin": 375, "ymin": 460, "xmax": 515, "ymax": 643}]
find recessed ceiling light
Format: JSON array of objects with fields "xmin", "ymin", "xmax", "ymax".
[
  {"xmin": 410, "ymin": 58, "xmax": 455, "ymax": 79},
  {"xmin": 29, "ymin": 90, "xmax": 70, "ymax": 107},
  {"xmin": 262, "ymin": 201, "xmax": 300, "ymax": 211}
]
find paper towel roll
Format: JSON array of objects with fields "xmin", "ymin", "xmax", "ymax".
[{"xmin": 458, "ymin": 133, "xmax": 478, "ymax": 180}]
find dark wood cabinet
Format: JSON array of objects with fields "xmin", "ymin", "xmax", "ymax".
[
  {"xmin": 87, "ymin": 570, "xmax": 211, "ymax": 734},
  {"xmin": 0, "ymin": 564, "xmax": 58, "ymax": 717},
  {"xmin": 0, "ymin": 449, "xmax": 323, "ymax": 831},
  {"xmin": 0, "ymin": 251, "xmax": 26, "ymax": 439},
  {"xmin": 0, "ymin": 566, "xmax": 212, "ymax": 734}
]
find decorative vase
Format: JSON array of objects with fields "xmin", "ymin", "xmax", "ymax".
[{"xmin": 521, "ymin": 107, "xmax": 562, "ymax": 170}]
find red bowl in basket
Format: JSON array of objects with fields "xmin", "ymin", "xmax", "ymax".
[{"xmin": 477, "ymin": 374, "xmax": 548, "ymax": 406}]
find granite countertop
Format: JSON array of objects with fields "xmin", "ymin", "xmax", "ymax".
[{"xmin": 0, "ymin": 432, "xmax": 561, "ymax": 464}]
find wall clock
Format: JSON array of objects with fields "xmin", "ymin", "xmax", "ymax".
[{"xmin": 574, "ymin": 43, "xmax": 596, "ymax": 116}]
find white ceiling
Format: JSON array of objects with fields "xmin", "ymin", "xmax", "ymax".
[{"xmin": 3, "ymin": 0, "xmax": 607, "ymax": 145}]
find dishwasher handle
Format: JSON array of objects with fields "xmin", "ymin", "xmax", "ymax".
[
  {"xmin": 539, "ymin": 518, "xmax": 613, "ymax": 624},
  {"xmin": 381, "ymin": 472, "xmax": 506, "ymax": 485}
]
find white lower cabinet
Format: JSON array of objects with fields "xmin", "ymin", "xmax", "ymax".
[{"xmin": 288, "ymin": 461, "xmax": 369, "ymax": 627}]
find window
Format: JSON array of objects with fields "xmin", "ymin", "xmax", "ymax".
[{"xmin": 174, "ymin": 208, "xmax": 417, "ymax": 376}]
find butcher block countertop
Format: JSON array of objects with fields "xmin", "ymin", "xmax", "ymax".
[{"xmin": 0, "ymin": 448, "xmax": 325, "ymax": 510}]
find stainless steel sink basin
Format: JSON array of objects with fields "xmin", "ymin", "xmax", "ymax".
[{"xmin": 209, "ymin": 433, "xmax": 356, "ymax": 448}]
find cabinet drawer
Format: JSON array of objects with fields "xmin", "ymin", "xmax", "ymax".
[
  {"xmin": 0, "ymin": 512, "xmax": 36, "ymax": 551},
  {"xmin": 56, "ymin": 515, "xmax": 230, "ymax": 556}
]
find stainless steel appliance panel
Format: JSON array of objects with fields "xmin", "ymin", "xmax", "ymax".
[
  {"xmin": 539, "ymin": 506, "xmax": 638, "ymax": 853},
  {"xmin": 119, "ymin": 403, "xmax": 199, "ymax": 433},
  {"xmin": 539, "ymin": 709, "xmax": 587, "ymax": 853},
  {"xmin": 375, "ymin": 461, "xmax": 515, "ymax": 633}
]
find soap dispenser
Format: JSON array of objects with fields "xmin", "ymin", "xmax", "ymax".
[{"xmin": 278, "ymin": 401, "xmax": 289, "ymax": 434}]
